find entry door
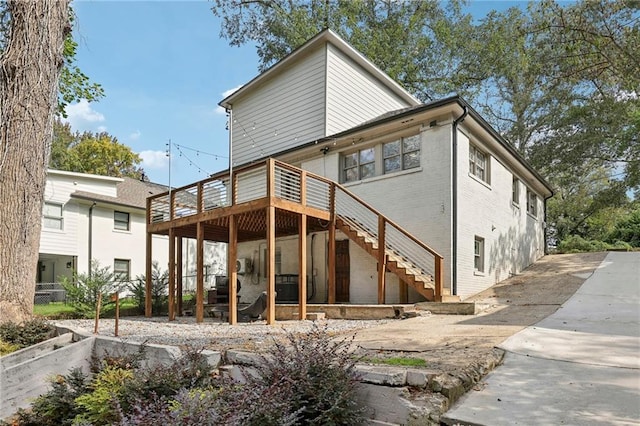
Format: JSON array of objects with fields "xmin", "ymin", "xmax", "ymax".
[{"xmin": 335, "ymin": 240, "xmax": 350, "ymax": 303}]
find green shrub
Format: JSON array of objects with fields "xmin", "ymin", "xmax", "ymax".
[
  {"xmin": 74, "ymin": 365, "xmax": 134, "ymax": 425},
  {"xmin": 0, "ymin": 340, "xmax": 21, "ymax": 355},
  {"xmin": 608, "ymin": 208, "xmax": 640, "ymax": 247},
  {"xmin": 127, "ymin": 261, "xmax": 168, "ymax": 315},
  {"xmin": 61, "ymin": 259, "xmax": 124, "ymax": 318},
  {"xmin": 0, "ymin": 318, "xmax": 54, "ymax": 348},
  {"xmin": 12, "ymin": 368, "xmax": 89, "ymax": 426}
]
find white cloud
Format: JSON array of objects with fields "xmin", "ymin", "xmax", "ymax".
[
  {"xmin": 139, "ymin": 150, "xmax": 169, "ymax": 170},
  {"xmin": 62, "ymin": 99, "xmax": 105, "ymax": 130},
  {"xmin": 215, "ymin": 84, "xmax": 244, "ymax": 115},
  {"xmin": 129, "ymin": 130, "xmax": 142, "ymax": 140}
]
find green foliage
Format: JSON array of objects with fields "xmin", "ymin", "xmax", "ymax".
[
  {"xmin": 60, "ymin": 260, "xmax": 123, "ymax": 318},
  {"xmin": 0, "ymin": 340, "xmax": 20, "ymax": 355},
  {"xmin": 362, "ymin": 356, "xmax": 427, "ymax": 367},
  {"xmin": 50, "ymin": 120, "xmax": 144, "ymax": 179},
  {"xmin": 127, "ymin": 261, "xmax": 168, "ymax": 315},
  {"xmin": 13, "ymin": 369, "xmax": 89, "ymax": 426},
  {"xmin": 73, "ymin": 366, "xmax": 134, "ymax": 426},
  {"xmin": 0, "ymin": 318, "xmax": 54, "ymax": 348},
  {"xmin": 608, "ymin": 208, "xmax": 640, "ymax": 247},
  {"xmin": 556, "ymin": 235, "xmax": 632, "ymax": 253}
]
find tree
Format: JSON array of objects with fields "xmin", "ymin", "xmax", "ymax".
[
  {"xmin": 61, "ymin": 260, "xmax": 123, "ymax": 318},
  {"xmin": 50, "ymin": 120, "xmax": 145, "ymax": 178},
  {"xmin": 0, "ymin": 1, "xmax": 70, "ymax": 323}
]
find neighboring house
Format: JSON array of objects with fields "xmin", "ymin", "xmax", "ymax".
[
  {"xmin": 39, "ymin": 170, "xmax": 225, "ymax": 301},
  {"xmin": 147, "ymin": 30, "xmax": 552, "ymax": 323}
]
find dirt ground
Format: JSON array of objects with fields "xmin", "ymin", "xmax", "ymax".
[{"xmin": 350, "ymin": 252, "xmax": 608, "ymax": 374}]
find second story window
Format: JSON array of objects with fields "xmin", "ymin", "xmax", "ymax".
[
  {"xmin": 512, "ymin": 176, "xmax": 520, "ymax": 205},
  {"xmin": 114, "ymin": 211, "xmax": 130, "ymax": 231},
  {"xmin": 343, "ymin": 147, "xmax": 375, "ymax": 182},
  {"xmin": 469, "ymin": 144, "xmax": 488, "ymax": 183},
  {"xmin": 383, "ymin": 134, "xmax": 421, "ymax": 173},
  {"xmin": 43, "ymin": 202, "xmax": 63, "ymax": 230},
  {"xmin": 527, "ymin": 189, "xmax": 538, "ymax": 217}
]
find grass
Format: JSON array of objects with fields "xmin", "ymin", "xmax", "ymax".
[
  {"xmin": 33, "ymin": 302, "xmax": 75, "ymax": 317},
  {"xmin": 360, "ymin": 356, "xmax": 428, "ymax": 367}
]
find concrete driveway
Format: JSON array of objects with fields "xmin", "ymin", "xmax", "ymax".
[{"xmin": 443, "ymin": 252, "xmax": 640, "ymax": 426}]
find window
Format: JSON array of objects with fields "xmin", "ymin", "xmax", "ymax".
[
  {"xmin": 474, "ymin": 236, "xmax": 485, "ymax": 273},
  {"xmin": 114, "ymin": 211, "xmax": 130, "ymax": 231},
  {"xmin": 383, "ymin": 134, "xmax": 421, "ymax": 174},
  {"xmin": 469, "ymin": 144, "xmax": 488, "ymax": 183},
  {"xmin": 527, "ymin": 189, "xmax": 538, "ymax": 217},
  {"xmin": 43, "ymin": 202, "xmax": 63, "ymax": 230},
  {"xmin": 114, "ymin": 259, "xmax": 130, "ymax": 282},
  {"xmin": 512, "ymin": 176, "xmax": 520, "ymax": 205},
  {"xmin": 343, "ymin": 147, "xmax": 375, "ymax": 182}
]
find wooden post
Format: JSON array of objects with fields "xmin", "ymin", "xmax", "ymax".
[
  {"xmin": 177, "ymin": 237, "xmax": 183, "ymax": 316},
  {"xmin": 93, "ymin": 293, "xmax": 102, "ymax": 334},
  {"xmin": 298, "ymin": 214, "xmax": 307, "ymax": 320},
  {"xmin": 197, "ymin": 182, "xmax": 203, "ymax": 213},
  {"xmin": 111, "ymin": 293, "xmax": 119, "ymax": 337},
  {"xmin": 228, "ymin": 215, "xmax": 238, "ymax": 325},
  {"xmin": 196, "ymin": 224, "xmax": 205, "ymax": 323},
  {"xmin": 435, "ymin": 255, "xmax": 444, "ymax": 302},
  {"xmin": 266, "ymin": 206, "xmax": 276, "ymax": 324},
  {"xmin": 327, "ymin": 184, "xmax": 336, "ymax": 304},
  {"xmin": 145, "ymin": 230, "xmax": 152, "ymax": 317},
  {"xmin": 168, "ymin": 228, "xmax": 176, "ymax": 321},
  {"xmin": 377, "ymin": 216, "xmax": 386, "ymax": 304}
]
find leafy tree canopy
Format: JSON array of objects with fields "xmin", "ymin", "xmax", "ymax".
[{"xmin": 51, "ymin": 120, "xmax": 145, "ymax": 179}]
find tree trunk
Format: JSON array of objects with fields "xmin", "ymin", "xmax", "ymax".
[{"xmin": 0, "ymin": 1, "xmax": 70, "ymax": 323}]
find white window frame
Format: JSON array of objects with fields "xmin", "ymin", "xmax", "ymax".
[
  {"xmin": 114, "ymin": 259, "xmax": 130, "ymax": 282},
  {"xmin": 383, "ymin": 134, "xmax": 421, "ymax": 174},
  {"xmin": 526, "ymin": 188, "xmax": 538, "ymax": 217},
  {"xmin": 512, "ymin": 176, "xmax": 520, "ymax": 205},
  {"xmin": 43, "ymin": 202, "xmax": 63, "ymax": 230},
  {"xmin": 474, "ymin": 236, "xmax": 485, "ymax": 273},
  {"xmin": 469, "ymin": 144, "xmax": 489, "ymax": 183},
  {"xmin": 343, "ymin": 147, "xmax": 375, "ymax": 183},
  {"xmin": 114, "ymin": 211, "xmax": 130, "ymax": 231}
]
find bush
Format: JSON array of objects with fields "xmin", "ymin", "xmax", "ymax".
[
  {"xmin": 0, "ymin": 318, "xmax": 54, "ymax": 349},
  {"xmin": 61, "ymin": 259, "xmax": 124, "ymax": 318},
  {"xmin": 0, "ymin": 340, "xmax": 20, "ymax": 356},
  {"xmin": 127, "ymin": 261, "xmax": 168, "ymax": 315}
]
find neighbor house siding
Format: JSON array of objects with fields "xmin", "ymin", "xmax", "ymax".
[
  {"xmin": 455, "ymin": 127, "xmax": 545, "ymax": 299},
  {"xmin": 325, "ymin": 43, "xmax": 411, "ymax": 135},
  {"xmin": 230, "ymin": 46, "xmax": 327, "ymax": 166}
]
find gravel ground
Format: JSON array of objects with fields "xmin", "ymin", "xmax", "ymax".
[{"xmin": 53, "ymin": 316, "xmax": 392, "ymax": 352}]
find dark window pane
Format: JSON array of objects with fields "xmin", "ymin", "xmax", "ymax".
[
  {"xmin": 360, "ymin": 163, "xmax": 375, "ymax": 179},
  {"xmin": 344, "ymin": 153, "xmax": 357, "ymax": 168},
  {"xmin": 345, "ymin": 168, "xmax": 358, "ymax": 182},
  {"xmin": 383, "ymin": 140, "xmax": 400, "ymax": 158},
  {"xmin": 360, "ymin": 148, "xmax": 374, "ymax": 164},
  {"xmin": 384, "ymin": 157, "xmax": 401, "ymax": 173},
  {"xmin": 403, "ymin": 135, "xmax": 420, "ymax": 152},
  {"xmin": 404, "ymin": 151, "xmax": 420, "ymax": 169}
]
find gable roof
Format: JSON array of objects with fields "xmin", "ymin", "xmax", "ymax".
[
  {"xmin": 219, "ymin": 29, "xmax": 420, "ymax": 109},
  {"xmin": 71, "ymin": 177, "xmax": 168, "ymax": 210}
]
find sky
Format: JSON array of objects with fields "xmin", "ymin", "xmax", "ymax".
[{"xmin": 69, "ymin": 0, "xmax": 527, "ymax": 188}]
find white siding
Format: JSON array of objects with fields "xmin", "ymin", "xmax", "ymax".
[
  {"xmin": 455, "ymin": 128, "xmax": 545, "ymax": 299},
  {"xmin": 230, "ymin": 46, "xmax": 327, "ymax": 166},
  {"xmin": 325, "ymin": 43, "xmax": 411, "ymax": 135}
]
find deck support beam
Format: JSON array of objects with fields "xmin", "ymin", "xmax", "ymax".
[
  {"xmin": 266, "ymin": 206, "xmax": 276, "ymax": 324},
  {"xmin": 298, "ymin": 214, "xmax": 307, "ymax": 319},
  {"xmin": 399, "ymin": 280, "xmax": 408, "ymax": 304},
  {"xmin": 168, "ymin": 228, "xmax": 176, "ymax": 321},
  {"xmin": 196, "ymin": 225, "xmax": 205, "ymax": 322},
  {"xmin": 377, "ymin": 216, "xmax": 386, "ymax": 304},
  {"xmin": 177, "ymin": 237, "xmax": 183, "ymax": 316},
  {"xmin": 228, "ymin": 215, "xmax": 238, "ymax": 324},
  {"xmin": 328, "ymin": 185, "xmax": 336, "ymax": 304}
]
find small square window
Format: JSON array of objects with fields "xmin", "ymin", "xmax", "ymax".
[
  {"xmin": 512, "ymin": 177, "xmax": 520, "ymax": 205},
  {"xmin": 43, "ymin": 202, "xmax": 63, "ymax": 230},
  {"xmin": 343, "ymin": 148, "xmax": 375, "ymax": 182},
  {"xmin": 474, "ymin": 236, "xmax": 485, "ymax": 273},
  {"xmin": 383, "ymin": 134, "xmax": 421, "ymax": 174},
  {"xmin": 114, "ymin": 211, "xmax": 130, "ymax": 231},
  {"xmin": 114, "ymin": 259, "xmax": 130, "ymax": 282},
  {"xmin": 527, "ymin": 189, "xmax": 538, "ymax": 217}
]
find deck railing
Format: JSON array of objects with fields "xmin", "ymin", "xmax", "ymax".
[{"xmin": 147, "ymin": 158, "xmax": 442, "ymax": 299}]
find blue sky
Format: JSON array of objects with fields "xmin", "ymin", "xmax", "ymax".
[{"xmin": 69, "ymin": 0, "xmax": 526, "ymax": 188}]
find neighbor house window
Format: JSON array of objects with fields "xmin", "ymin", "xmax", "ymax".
[
  {"xmin": 474, "ymin": 236, "xmax": 485, "ymax": 273},
  {"xmin": 114, "ymin": 211, "xmax": 130, "ymax": 231},
  {"xmin": 343, "ymin": 147, "xmax": 375, "ymax": 182},
  {"xmin": 114, "ymin": 259, "xmax": 130, "ymax": 282},
  {"xmin": 383, "ymin": 134, "xmax": 421, "ymax": 173},
  {"xmin": 43, "ymin": 202, "xmax": 63, "ymax": 230},
  {"xmin": 469, "ymin": 144, "xmax": 488, "ymax": 183},
  {"xmin": 512, "ymin": 176, "xmax": 520, "ymax": 205},
  {"xmin": 527, "ymin": 189, "xmax": 538, "ymax": 217}
]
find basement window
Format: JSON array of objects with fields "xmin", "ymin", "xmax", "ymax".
[{"xmin": 474, "ymin": 236, "xmax": 485, "ymax": 273}]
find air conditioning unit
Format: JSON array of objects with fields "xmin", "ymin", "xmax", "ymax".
[{"xmin": 237, "ymin": 258, "xmax": 252, "ymax": 275}]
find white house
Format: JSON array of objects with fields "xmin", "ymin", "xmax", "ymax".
[
  {"xmin": 39, "ymin": 170, "xmax": 226, "ymax": 301},
  {"xmin": 147, "ymin": 30, "xmax": 552, "ymax": 323}
]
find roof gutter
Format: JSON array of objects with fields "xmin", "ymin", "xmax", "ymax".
[{"xmin": 452, "ymin": 105, "xmax": 468, "ymax": 296}]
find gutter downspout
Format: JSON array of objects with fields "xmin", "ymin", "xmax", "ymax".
[
  {"xmin": 452, "ymin": 106, "xmax": 468, "ymax": 296},
  {"xmin": 88, "ymin": 202, "xmax": 97, "ymax": 277}
]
